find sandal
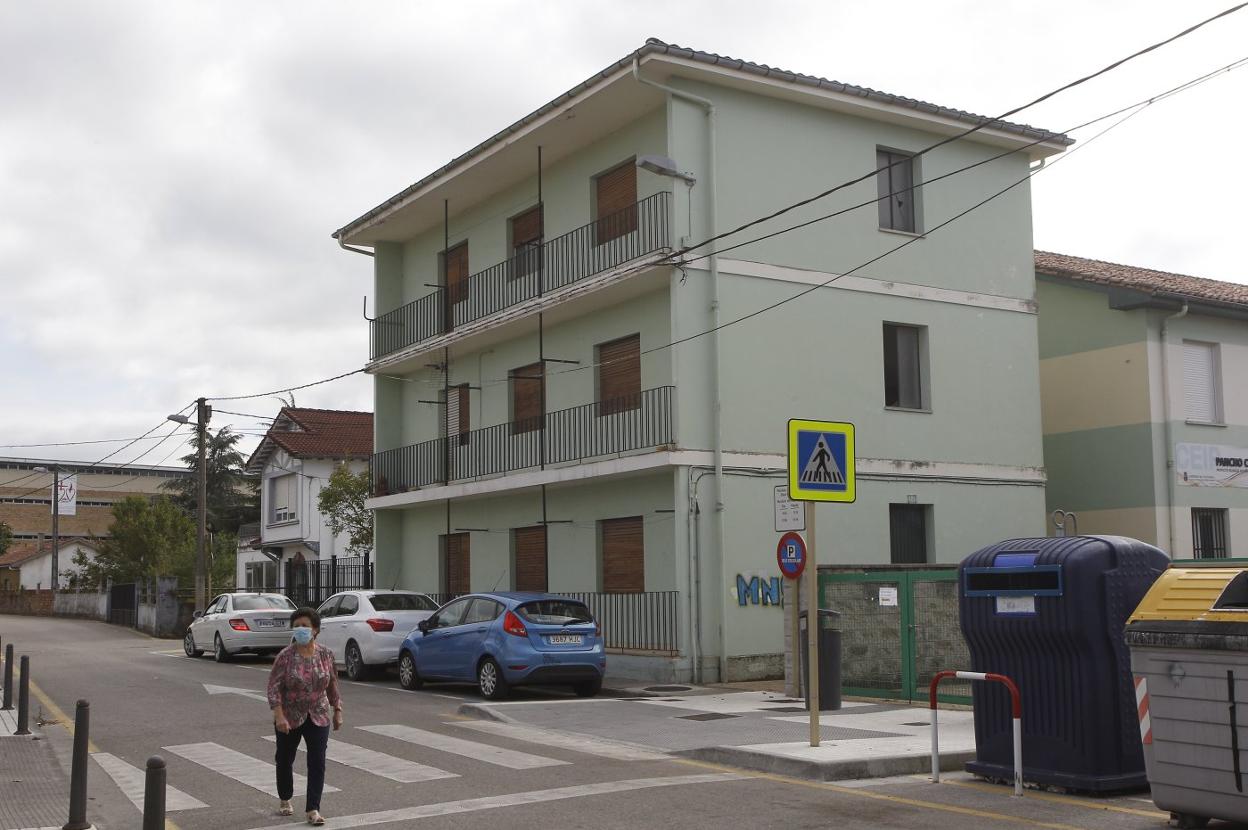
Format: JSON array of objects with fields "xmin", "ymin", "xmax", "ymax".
[
  {"xmin": 278, "ymin": 800, "xmax": 293, "ymax": 816},
  {"xmin": 307, "ymin": 810, "xmax": 325, "ymax": 826}
]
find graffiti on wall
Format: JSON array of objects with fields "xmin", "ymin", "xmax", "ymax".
[{"xmin": 736, "ymin": 574, "xmax": 782, "ymax": 607}]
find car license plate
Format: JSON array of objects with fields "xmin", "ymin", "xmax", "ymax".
[
  {"xmin": 548, "ymin": 634, "xmax": 582, "ymax": 645},
  {"xmin": 255, "ymin": 619, "xmax": 286, "ymax": 629}
]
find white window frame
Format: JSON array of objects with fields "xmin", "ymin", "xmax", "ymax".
[
  {"xmin": 1182, "ymin": 340, "xmax": 1223, "ymax": 424},
  {"xmin": 268, "ymin": 473, "xmax": 298, "ymax": 525},
  {"xmin": 883, "ymin": 322, "xmax": 930, "ymax": 412}
]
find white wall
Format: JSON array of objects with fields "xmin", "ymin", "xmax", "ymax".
[
  {"xmin": 18, "ymin": 542, "xmax": 99, "ymax": 589},
  {"xmin": 259, "ymin": 453, "xmax": 371, "ymax": 561}
]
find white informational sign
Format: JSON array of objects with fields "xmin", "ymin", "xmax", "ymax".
[
  {"xmin": 774, "ymin": 485, "xmax": 805, "ymax": 532},
  {"xmin": 878, "ymin": 586, "xmax": 898, "ymax": 607},
  {"xmin": 1176, "ymin": 443, "xmax": 1248, "ymax": 489},
  {"xmin": 55, "ymin": 474, "xmax": 78, "ymax": 516},
  {"xmin": 996, "ymin": 595, "xmax": 1036, "ymax": 615}
]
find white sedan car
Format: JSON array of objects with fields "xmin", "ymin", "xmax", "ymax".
[
  {"xmin": 184, "ymin": 592, "xmax": 298, "ymax": 662},
  {"xmin": 316, "ymin": 590, "xmax": 439, "ymax": 680}
]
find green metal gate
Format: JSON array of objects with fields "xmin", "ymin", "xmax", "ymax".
[{"xmin": 819, "ymin": 568, "xmax": 971, "ymax": 704}]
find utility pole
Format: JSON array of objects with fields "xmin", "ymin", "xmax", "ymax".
[
  {"xmin": 196, "ymin": 398, "xmax": 210, "ymax": 612},
  {"xmin": 50, "ymin": 466, "xmax": 59, "ymax": 595}
]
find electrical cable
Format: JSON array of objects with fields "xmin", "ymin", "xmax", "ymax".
[
  {"xmin": 0, "ymin": 430, "xmax": 194, "ymax": 450},
  {"xmin": 205, "ymin": 369, "xmax": 365, "ymax": 403}
]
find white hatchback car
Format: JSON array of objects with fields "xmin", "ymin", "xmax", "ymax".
[
  {"xmin": 184, "ymin": 592, "xmax": 298, "ymax": 662},
  {"xmin": 315, "ymin": 590, "xmax": 439, "ymax": 680}
]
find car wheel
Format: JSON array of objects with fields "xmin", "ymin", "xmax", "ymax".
[
  {"xmin": 213, "ymin": 634, "xmax": 232, "ymax": 663},
  {"xmin": 573, "ymin": 678, "xmax": 602, "ymax": 698},
  {"xmin": 345, "ymin": 641, "xmax": 369, "ymax": 681},
  {"xmin": 183, "ymin": 630, "xmax": 203, "ymax": 658},
  {"xmin": 398, "ymin": 651, "xmax": 423, "ymax": 690},
  {"xmin": 477, "ymin": 657, "xmax": 509, "ymax": 700}
]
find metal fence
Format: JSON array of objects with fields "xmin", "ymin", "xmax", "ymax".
[
  {"xmin": 819, "ymin": 567, "xmax": 971, "ymax": 704},
  {"xmin": 373, "ymin": 386, "xmax": 675, "ymax": 495},
  {"xmin": 108, "ymin": 582, "xmax": 138, "ymax": 628},
  {"xmin": 413, "ymin": 590, "xmax": 678, "ymax": 654},
  {"xmin": 284, "ymin": 556, "xmax": 374, "ymax": 608},
  {"xmin": 370, "ymin": 193, "xmax": 670, "ymax": 359}
]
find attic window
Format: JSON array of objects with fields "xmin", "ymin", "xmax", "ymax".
[{"xmin": 1213, "ymin": 571, "xmax": 1248, "ymax": 610}]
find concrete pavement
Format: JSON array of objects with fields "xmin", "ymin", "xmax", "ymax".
[{"xmin": 0, "ymin": 614, "xmax": 1176, "ymax": 830}]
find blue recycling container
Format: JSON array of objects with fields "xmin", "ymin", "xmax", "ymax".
[{"xmin": 958, "ymin": 535, "xmax": 1168, "ymax": 792}]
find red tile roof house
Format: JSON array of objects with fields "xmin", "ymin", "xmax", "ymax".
[
  {"xmin": 0, "ymin": 537, "xmax": 100, "ymax": 591},
  {"xmin": 1034, "ymin": 252, "xmax": 1248, "ymax": 558},
  {"xmin": 240, "ymin": 409, "xmax": 373, "ymax": 595}
]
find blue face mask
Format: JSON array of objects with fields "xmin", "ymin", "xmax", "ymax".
[{"xmin": 292, "ymin": 627, "xmax": 314, "ymax": 646}]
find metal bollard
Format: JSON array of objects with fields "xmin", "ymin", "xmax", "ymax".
[
  {"xmin": 16, "ymin": 655, "xmax": 30, "ymax": 735},
  {"xmin": 142, "ymin": 756, "xmax": 166, "ymax": 830},
  {"xmin": 2, "ymin": 642, "xmax": 12, "ymax": 710},
  {"xmin": 64, "ymin": 700, "xmax": 90, "ymax": 830}
]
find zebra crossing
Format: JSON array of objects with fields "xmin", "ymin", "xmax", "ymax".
[{"xmin": 90, "ymin": 719, "xmax": 671, "ymax": 817}]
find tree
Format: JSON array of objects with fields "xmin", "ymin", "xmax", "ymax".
[
  {"xmin": 162, "ymin": 426, "xmax": 259, "ymax": 536},
  {"xmin": 87, "ymin": 496, "xmax": 195, "ymax": 584},
  {"xmin": 317, "ymin": 462, "xmax": 373, "ymax": 557},
  {"xmin": 0, "ymin": 521, "xmax": 11, "ymax": 557}
]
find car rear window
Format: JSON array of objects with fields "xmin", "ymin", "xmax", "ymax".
[
  {"xmin": 233, "ymin": 595, "xmax": 296, "ymax": 611},
  {"xmin": 369, "ymin": 593, "xmax": 437, "ymax": 612},
  {"xmin": 516, "ymin": 600, "xmax": 593, "ymax": 625}
]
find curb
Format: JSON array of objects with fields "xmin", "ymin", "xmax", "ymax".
[
  {"xmin": 677, "ymin": 745, "xmax": 977, "ymax": 782},
  {"xmin": 456, "ymin": 703, "xmax": 518, "ymax": 723}
]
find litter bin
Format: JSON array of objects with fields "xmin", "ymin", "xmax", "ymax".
[
  {"xmin": 960, "ymin": 535, "xmax": 1168, "ymax": 791},
  {"xmin": 1126, "ymin": 567, "xmax": 1248, "ymax": 828},
  {"xmin": 799, "ymin": 609, "xmax": 842, "ymax": 711}
]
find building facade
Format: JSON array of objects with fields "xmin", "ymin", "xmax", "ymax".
[
  {"xmin": 0, "ymin": 537, "xmax": 100, "ymax": 590},
  {"xmin": 240, "ymin": 408, "xmax": 373, "ymax": 591},
  {"xmin": 1037, "ymin": 251, "xmax": 1248, "ymax": 558},
  {"xmin": 336, "ymin": 41, "xmax": 1068, "ymax": 682}
]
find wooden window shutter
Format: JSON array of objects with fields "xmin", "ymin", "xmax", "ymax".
[
  {"xmin": 594, "ymin": 161, "xmax": 638, "ymax": 244},
  {"xmin": 443, "ymin": 533, "xmax": 471, "ymax": 594},
  {"xmin": 601, "ymin": 516, "xmax": 644, "ymax": 593},
  {"xmin": 510, "ymin": 205, "xmax": 544, "ymax": 280},
  {"xmin": 445, "ymin": 384, "xmax": 470, "ymax": 446},
  {"xmin": 510, "ymin": 362, "xmax": 544, "ymax": 434},
  {"xmin": 512, "ymin": 526, "xmax": 548, "ymax": 592},
  {"xmin": 444, "ymin": 242, "xmax": 470, "ymax": 305},
  {"xmin": 597, "ymin": 334, "xmax": 641, "ymax": 415}
]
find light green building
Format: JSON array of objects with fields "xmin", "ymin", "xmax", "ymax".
[
  {"xmin": 333, "ymin": 40, "xmax": 1069, "ymax": 682},
  {"xmin": 1037, "ymin": 251, "xmax": 1248, "ymax": 558}
]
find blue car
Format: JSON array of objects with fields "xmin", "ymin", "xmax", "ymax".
[{"xmin": 397, "ymin": 592, "xmax": 605, "ymax": 699}]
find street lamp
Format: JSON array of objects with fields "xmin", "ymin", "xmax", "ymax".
[
  {"xmin": 169, "ymin": 399, "xmax": 210, "ymax": 611},
  {"xmin": 32, "ymin": 465, "xmax": 59, "ymax": 593}
]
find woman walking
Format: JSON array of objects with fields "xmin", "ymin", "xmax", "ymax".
[{"xmin": 267, "ymin": 607, "xmax": 342, "ymax": 825}]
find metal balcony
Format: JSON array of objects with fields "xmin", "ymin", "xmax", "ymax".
[
  {"xmin": 372, "ymin": 386, "xmax": 675, "ymax": 495},
  {"xmin": 370, "ymin": 193, "xmax": 671, "ymax": 360}
]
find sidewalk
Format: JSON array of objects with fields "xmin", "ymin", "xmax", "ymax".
[
  {"xmin": 460, "ymin": 686, "xmax": 976, "ymax": 782},
  {"xmin": 0, "ymin": 721, "xmax": 72, "ymax": 830}
]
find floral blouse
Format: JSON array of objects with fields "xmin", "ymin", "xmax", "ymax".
[{"xmin": 267, "ymin": 643, "xmax": 341, "ymax": 728}]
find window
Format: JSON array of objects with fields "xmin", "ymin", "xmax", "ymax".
[
  {"xmin": 594, "ymin": 160, "xmax": 638, "ymax": 244},
  {"xmin": 337, "ymin": 594, "xmax": 359, "ymax": 616},
  {"xmin": 517, "ymin": 600, "xmax": 592, "ymax": 625},
  {"xmin": 889, "ymin": 504, "xmax": 930, "ymax": 564},
  {"xmin": 510, "ymin": 362, "xmax": 544, "ymax": 434},
  {"xmin": 442, "ymin": 533, "xmax": 471, "ymax": 594},
  {"xmin": 510, "ymin": 205, "xmax": 543, "ymax": 279},
  {"xmin": 1183, "ymin": 341, "xmax": 1222, "ymax": 423},
  {"xmin": 1192, "ymin": 508, "xmax": 1229, "ymax": 559},
  {"xmin": 464, "ymin": 598, "xmax": 504, "ymax": 625},
  {"xmin": 876, "ymin": 149, "xmax": 917, "ymax": 233},
  {"xmin": 432, "ymin": 597, "xmax": 470, "ymax": 629},
  {"xmin": 600, "ymin": 516, "xmax": 644, "ymax": 593},
  {"xmin": 442, "ymin": 242, "xmax": 470, "ymax": 305},
  {"xmin": 883, "ymin": 323, "xmax": 927, "ymax": 410},
  {"xmin": 317, "ymin": 595, "xmax": 342, "ymax": 618},
  {"xmin": 368, "ymin": 593, "xmax": 438, "ymax": 612},
  {"xmin": 245, "ymin": 561, "xmax": 278, "ymax": 590},
  {"xmin": 512, "ymin": 526, "xmax": 548, "ymax": 592},
  {"xmin": 445, "ymin": 383, "xmax": 470, "ymax": 446},
  {"xmin": 269, "ymin": 474, "xmax": 297, "ymax": 524},
  {"xmin": 596, "ymin": 334, "xmax": 641, "ymax": 415},
  {"xmin": 233, "ymin": 595, "xmax": 295, "ymax": 611}
]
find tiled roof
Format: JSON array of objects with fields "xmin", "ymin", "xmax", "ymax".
[
  {"xmin": 1035, "ymin": 251, "xmax": 1248, "ymax": 309},
  {"xmin": 248, "ymin": 409, "xmax": 373, "ymax": 471},
  {"xmin": 335, "ymin": 38, "xmax": 1071, "ymax": 241}
]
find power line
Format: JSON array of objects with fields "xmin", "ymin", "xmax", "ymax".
[
  {"xmin": 0, "ymin": 430, "xmax": 194, "ymax": 450},
  {"xmin": 206, "ymin": 369, "xmax": 365, "ymax": 403}
]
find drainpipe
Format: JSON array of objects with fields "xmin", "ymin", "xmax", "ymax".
[
  {"xmin": 337, "ymin": 238, "xmax": 375, "ymax": 258},
  {"xmin": 1160, "ymin": 302, "xmax": 1189, "ymax": 555},
  {"xmin": 635, "ymin": 60, "xmax": 722, "ymax": 684}
]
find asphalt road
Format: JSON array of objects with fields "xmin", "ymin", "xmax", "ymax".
[{"xmin": 1, "ymin": 615, "xmax": 1188, "ymax": 829}]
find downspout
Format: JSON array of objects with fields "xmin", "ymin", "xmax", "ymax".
[
  {"xmin": 337, "ymin": 238, "xmax": 375, "ymax": 258},
  {"xmin": 635, "ymin": 59, "xmax": 722, "ymax": 684},
  {"xmin": 1160, "ymin": 302, "xmax": 1189, "ymax": 555}
]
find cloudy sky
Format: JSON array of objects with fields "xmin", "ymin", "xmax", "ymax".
[{"xmin": 2, "ymin": 0, "xmax": 1245, "ymax": 466}]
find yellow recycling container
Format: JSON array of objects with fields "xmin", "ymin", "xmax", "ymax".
[{"xmin": 1125, "ymin": 567, "xmax": 1248, "ymax": 829}]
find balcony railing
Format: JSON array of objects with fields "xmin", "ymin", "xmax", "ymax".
[
  {"xmin": 418, "ymin": 591, "xmax": 678, "ymax": 654},
  {"xmin": 373, "ymin": 386, "xmax": 675, "ymax": 495},
  {"xmin": 370, "ymin": 193, "xmax": 671, "ymax": 359}
]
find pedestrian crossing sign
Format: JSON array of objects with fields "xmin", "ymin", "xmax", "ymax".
[{"xmin": 788, "ymin": 419, "xmax": 856, "ymax": 503}]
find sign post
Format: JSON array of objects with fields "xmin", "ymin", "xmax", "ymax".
[
  {"xmin": 787, "ymin": 419, "xmax": 856, "ymax": 748},
  {"xmin": 777, "ymin": 529, "xmax": 807, "ymax": 699}
]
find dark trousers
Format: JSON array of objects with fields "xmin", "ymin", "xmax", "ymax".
[{"xmin": 274, "ymin": 719, "xmax": 330, "ymax": 812}]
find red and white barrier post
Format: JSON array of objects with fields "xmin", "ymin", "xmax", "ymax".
[{"xmin": 930, "ymin": 670, "xmax": 1023, "ymax": 797}]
